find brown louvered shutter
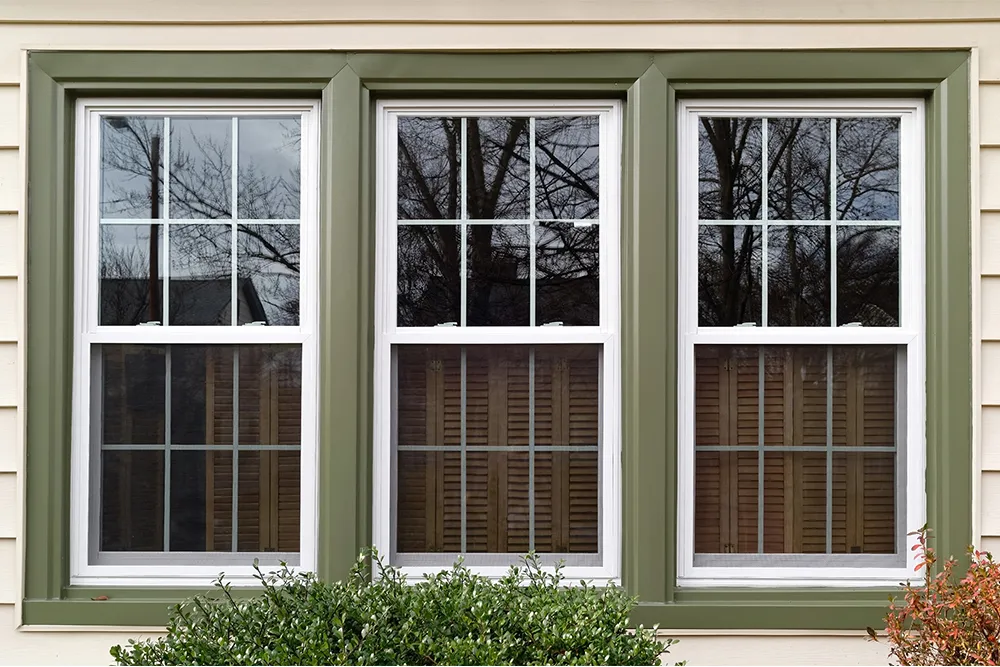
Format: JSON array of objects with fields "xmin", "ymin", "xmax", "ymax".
[
  {"xmin": 694, "ymin": 345, "xmax": 896, "ymax": 555},
  {"xmin": 396, "ymin": 345, "xmax": 599, "ymax": 555}
]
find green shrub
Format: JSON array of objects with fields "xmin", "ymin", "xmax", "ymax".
[{"xmin": 111, "ymin": 551, "xmax": 678, "ymax": 666}]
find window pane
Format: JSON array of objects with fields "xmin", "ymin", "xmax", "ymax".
[
  {"xmin": 767, "ymin": 225, "xmax": 831, "ymax": 327},
  {"xmin": 170, "ymin": 346, "xmax": 235, "ymax": 446},
  {"xmin": 397, "ymin": 117, "xmax": 461, "ymax": 221},
  {"xmin": 170, "ymin": 450, "xmax": 233, "ymax": 552},
  {"xmin": 535, "ymin": 116, "xmax": 599, "ymax": 220},
  {"xmin": 833, "ymin": 346, "xmax": 898, "ymax": 447},
  {"xmin": 394, "ymin": 344, "xmax": 600, "ymax": 555},
  {"xmin": 237, "ymin": 345, "xmax": 302, "ymax": 447},
  {"xmin": 397, "ymin": 225, "xmax": 461, "ymax": 326},
  {"xmin": 832, "ymin": 451, "xmax": 895, "ymax": 554},
  {"xmin": 534, "ymin": 451, "xmax": 598, "ymax": 553},
  {"xmin": 169, "ymin": 117, "xmax": 232, "ymax": 220},
  {"xmin": 767, "ymin": 118, "xmax": 830, "ymax": 221},
  {"xmin": 699, "ymin": 118, "xmax": 762, "ymax": 220},
  {"xmin": 694, "ymin": 344, "xmax": 901, "ymax": 556},
  {"xmin": 100, "ymin": 345, "xmax": 165, "ymax": 445},
  {"xmin": 237, "ymin": 224, "xmax": 300, "ymax": 325},
  {"xmin": 694, "ymin": 451, "xmax": 759, "ymax": 554},
  {"xmin": 467, "ymin": 224, "xmax": 530, "ymax": 326},
  {"xmin": 698, "ymin": 225, "xmax": 762, "ymax": 326},
  {"xmin": 237, "ymin": 450, "xmax": 301, "ymax": 552},
  {"xmin": 237, "ymin": 117, "xmax": 301, "ymax": 220},
  {"xmin": 837, "ymin": 226, "xmax": 900, "ymax": 326},
  {"xmin": 837, "ymin": 118, "xmax": 900, "ymax": 221},
  {"xmin": 101, "ymin": 116, "xmax": 164, "ymax": 219},
  {"xmin": 536, "ymin": 221, "xmax": 599, "ymax": 326},
  {"xmin": 100, "ymin": 450, "xmax": 165, "ymax": 551},
  {"xmin": 99, "ymin": 224, "xmax": 164, "ymax": 325},
  {"xmin": 467, "ymin": 117, "xmax": 530, "ymax": 220},
  {"xmin": 169, "ymin": 224, "xmax": 232, "ymax": 325}
]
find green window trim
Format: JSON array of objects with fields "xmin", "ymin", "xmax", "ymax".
[{"xmin": 23, "ymin": 49, "xmax": 972, "ymax": 630}]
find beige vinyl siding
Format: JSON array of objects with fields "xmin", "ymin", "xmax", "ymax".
[{"xmin": 0, "ymin": 3, "xmax": 994, "ymax": 664}]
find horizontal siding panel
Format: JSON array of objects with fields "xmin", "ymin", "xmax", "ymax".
[
  {"xmin": 982, "ymin": 277, "xmax": 1000, "ymax": 339},
  {"xmin": 0, "ymin": 149, "xmax": 17, "ymax": 213},
  {"xmin": 984, "ymin": 408, "xmax": 1000, "ymax": 471},
  {"xmin": 983, "ymin": 343, "xmax": 1000, "ymax": 406},
  {"xmin": 0, "ymin": 214, "xmax": 16, "ymax": 277},
  {"xmin": 0, "ymin": 472, "xmax": 14, "ymax": 538},
  {"xmin": 981, "ymin": 536, "xmax": 1000, "ymax": 557},
  {"xmin": 0, "ymin": 538, "xmax": 13, "ymax": 603},
  {"xmin": 982, "ymin": 84, "xmax": 1000, "ymax": 146},
  {"xmin": 981, "ymin": 471, "xmax": 1000, "ymax": 536},
  {"xmin": 0, "ymin": 86, "xmax": 16, "ymax": 148},
  {"xmin": 983, "ymin": 149, "xmax": 1000, "ymax": 211},
  {"xmin": 0, "ymin": 408, "xmax": 15, "ymax": 473},
  {"xmin": 983, "ymin": 213, "xmax": 1000, "ymax": 276},
  {"xmin": 0, "ymin": 279, "xmax": 17, "ymax": 342},
  {"xmin": 0, "ymin": 606, "xmax": 155, "ymax": 663},
  {"xmin": 0, "ymin": 344, "xmax": 15, "ymax": 407}
]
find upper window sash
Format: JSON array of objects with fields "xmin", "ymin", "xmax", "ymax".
[
  {"xmin": 379, "ymin": 101, "xmax": 621, "ymax": 341},
  {"xmin": 79, "ymin": 100, "xmax": 320, "ymax": 339},
  {"xmin": 679, "ymin": 100, "xmax": 924, "ymax": 342}
]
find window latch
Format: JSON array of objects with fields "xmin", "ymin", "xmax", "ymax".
[
  {"xmin": 736, "ymin": 322, "xmax": 757, "ymax": 327},
  {"xmin": 242, "ymin": 321, "xmax": 268, "ymax": 326},
  {"xmin": 840, "ymin": 322, "xmax": 863, "ymax": 327},
  {"xmin": 542, "ymin": 321, "xmax": 564, "ymax": 327},
  {"xmin": 137, "ymin": 321, "xmax": 161, "ymax": 326},
  {"xmin": 435, "ymin": 322, "xmax": 458, "ymax": 327}
]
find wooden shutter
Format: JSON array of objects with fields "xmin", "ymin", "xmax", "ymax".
[
  {"xmin": 694, "ymin": 345, "xmax": 896, "ymax": 555},
  {"xmin": 205, "ymin": 346, "xmax": 301, "ymax": 553},
  {"xmin": 396, "ymin": 345, "xmax": 599, "ymax": 554}
]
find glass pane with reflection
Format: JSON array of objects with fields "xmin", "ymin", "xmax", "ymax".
[
  {"xmin": 836, "ymin": 226, "xmax": 899, "ymax": 326},
  {"xmin": 467, "ymin": 117, "xmax": 530, "ymax": 220},
  {"xmin": 237, "ymin": 224, "xmax": 300, "ymax": 326},
  {"xmin": 169, "ymin": 224, "xmax": 233, "ymax": 325},
  {"xmin": 467, "ymin": 224, "xmax": 530, "ymax": 326},
  {"xmin": 99, "ymin": 224, "xmax": 164, "ymax": 325},
  {"xmin": 767, "ymin": 225, "xmax": 831, "ymax": 327},
  {"xmin": 535, "ymin": 116, "xmax": 600, "ymax": 220},
  {"xmin": 237, "ymin": 117, "xmax": 301, "ymax": 220},
  {"xmin": 837, "ymin": 118, "xmax": 900, "ymax": 221},
  {"xmin": 699, "ymin": 118, "xmax": 763, "ymax": 220},
  {"xmin": 397, "ymin": 225, "xmax": 462, "ymax": 326},
  {"xmin": 101, "ymin": 116, "xmax": 165, "ymax": 219},
  {"xmin": 698, "ymin": 225, "xmax": 762, "ymax": 326},
  {"xmin": 397, "ymin": 117, "xmax": 462, "ymax": 221},
  {"xmin": 767, "ymin": 118, "xmax": 830, "ymax": 221},
  {"xmin": 169, "ymin": 117, "xmax": 233, "ymax": 220},
  {"xmin": 536, "ymin": 222, "xmax": 599, "ymax": 326}
]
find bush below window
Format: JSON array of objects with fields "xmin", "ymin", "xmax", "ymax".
[{"xmin": 111, "ymin": 552, "xmax": 678, "ymax": 666}]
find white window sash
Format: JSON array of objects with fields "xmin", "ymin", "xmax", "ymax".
[
  {"xmin": 70, "ymin": 99, "xmax": 321, "ymax": 587},
  {"xmin": 373, "ymin": 100, "xmax": 623, "ymax": 582},
  {"xmin": 676, "ymin": 99, "xmax": 926, "ymax": 587}
]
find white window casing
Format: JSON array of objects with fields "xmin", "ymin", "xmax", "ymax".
[
  {"xmin": 373, "ymin": 100, "xmax": 623, "ymax": 582},
  {"xmin": 71, "ymin": 99, "xmax": 320, "ymax": 587},
  {"xmin": 676, "ymin": 99, "xmax": 926, "ymax": 587}
]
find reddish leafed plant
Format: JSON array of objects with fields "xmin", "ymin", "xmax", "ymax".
[{"xmin": 871, "ymin": 527, "xmax": 1000, "ymax": 665}]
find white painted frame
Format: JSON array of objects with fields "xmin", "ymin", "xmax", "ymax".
[
  {"xmin": 676, "ymin": 99, "xmax": 926, "ymax": 587},
  {"xmin": 373, "ymin": 99, "xmax": 622, "ymax": 582},
  {"xmin": 70, "ymin": 99, "xmax": 321, "ymax": 587}
]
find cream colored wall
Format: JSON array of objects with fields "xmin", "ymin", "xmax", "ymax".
[{"xmin": 0, "ymin": 1, "xmax": 995, "ymax": 664}]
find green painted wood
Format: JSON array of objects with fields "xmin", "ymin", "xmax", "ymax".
[
  {"xmin": 21, "ymin": 48, "xmax": 973, "ymax": 630},
  {"xmin": 621, "ymin": 63, "xmax": 670, "ymax": 604}
]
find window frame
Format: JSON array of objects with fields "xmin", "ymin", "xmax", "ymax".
[
  {"xmin": 676, "ymin": 98, "xmax": 926, "ymax": 587},
  {"xmin": 70, "ymin": 98, "xmax": 321, "ymax": 587},
  {"xmin": 372, "ymin": 99, "xmax": 623, "ymax": 581}
]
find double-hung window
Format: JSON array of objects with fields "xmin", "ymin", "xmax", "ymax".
[
  {"xmin": 71, "ymin": 100, "xmax": 319, "ymax": 585},
  {"xmin": 374, "ymin": 101, "xmax": 622, "ymax": 579},
  {"xmin": 677, "ymin": 99, "xmax": 925, "ymax": 586}
]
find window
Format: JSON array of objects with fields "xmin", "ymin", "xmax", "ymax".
[
  {"xmin": 374, "ymin": 101, "xmax": 622, "ymax": 579},
  {"xmin": 70, "ymin": 100, "xmax": 319, "ymax": 585},
  {"xmin": 677, "ymin": 100, "xmax": 925, "ymax": 586}
]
